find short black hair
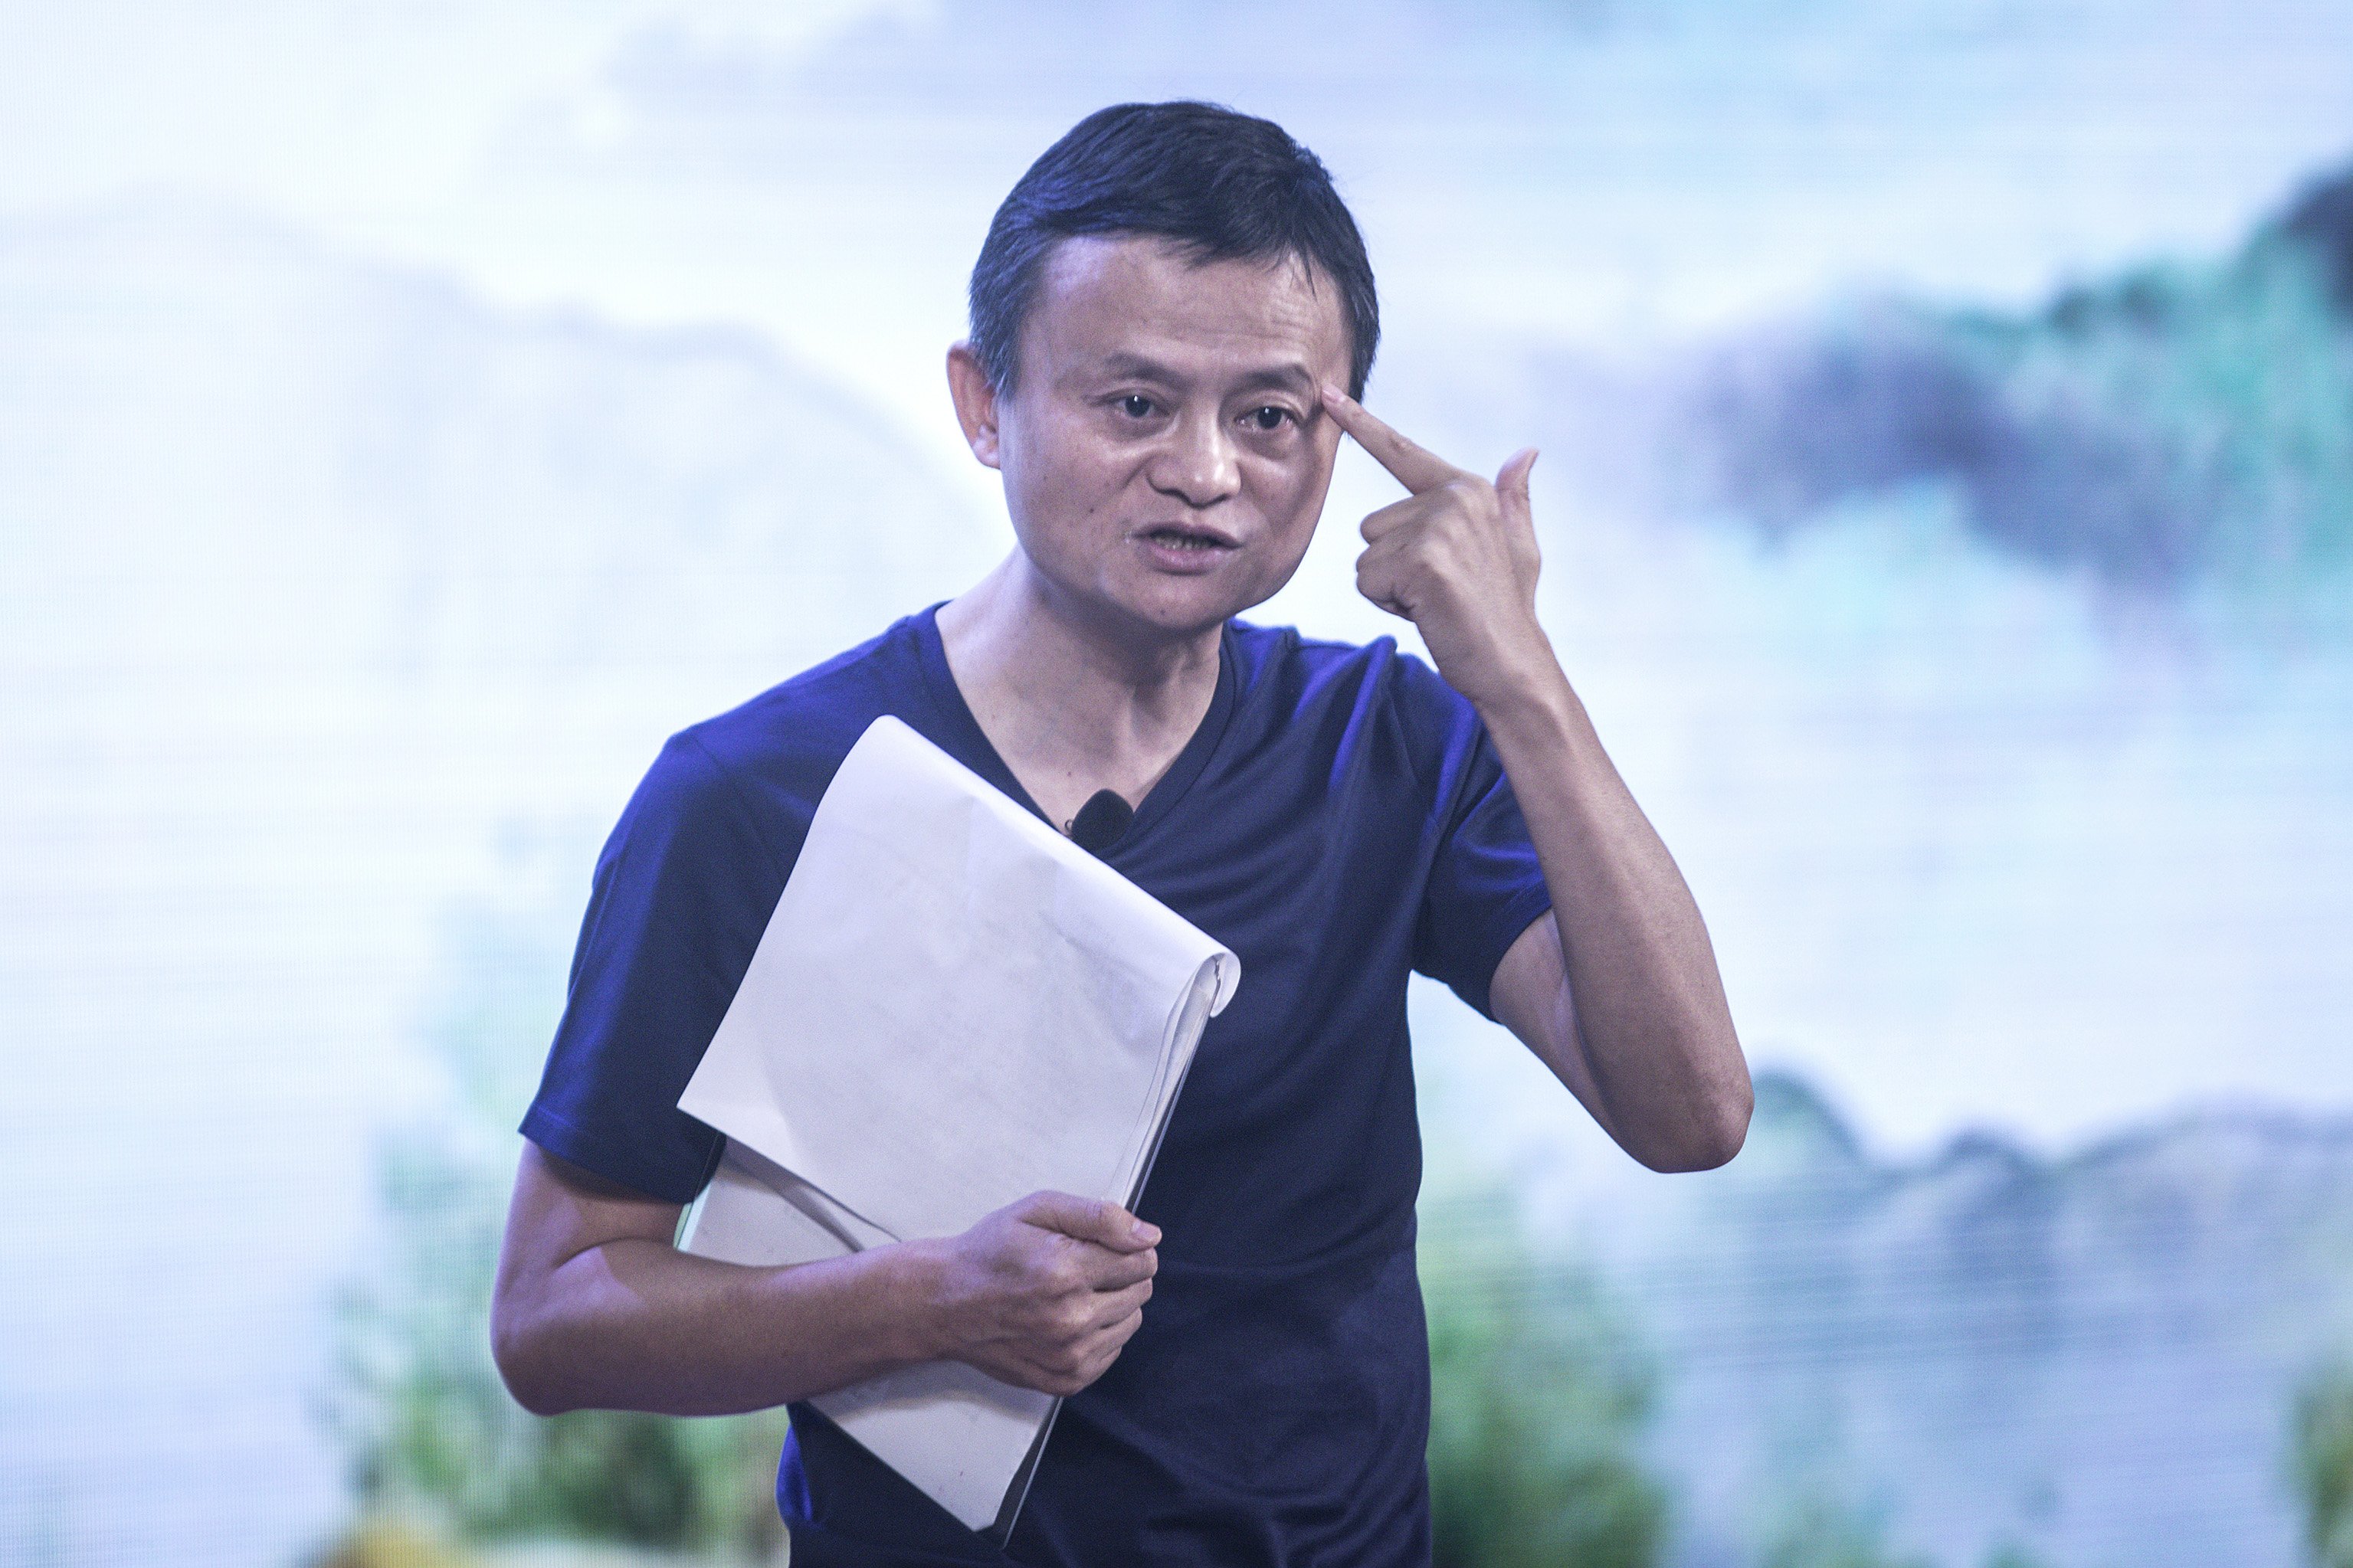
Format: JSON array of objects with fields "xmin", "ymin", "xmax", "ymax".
[{"xmin": 968, "ymin": 101, "xmax": 1380, "ymax": 399}]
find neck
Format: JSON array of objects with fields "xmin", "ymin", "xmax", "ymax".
[{"xmin": 935, "ymin": 553, "xmax": 1224, "ymax": 817}]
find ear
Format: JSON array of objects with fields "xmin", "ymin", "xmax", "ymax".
[{"xmin": 945, "ymin": 342, "xmax": 1004, "ymax": 470}]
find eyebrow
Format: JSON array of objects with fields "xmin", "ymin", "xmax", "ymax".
[{"xmin": 1093, "ymin": 352, "xmax": 1320, "ymax": 398}]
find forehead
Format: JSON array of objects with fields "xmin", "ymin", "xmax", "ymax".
[{"xmin": 1021, "ymin": 234, "xmax": 1352, "ymax": 390}]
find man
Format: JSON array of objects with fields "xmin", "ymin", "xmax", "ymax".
[{"xmin": 491, "ymin": 100, "xmax": 1750, "ymax": 1565}]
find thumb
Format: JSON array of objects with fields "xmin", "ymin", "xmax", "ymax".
[
  {"xmin": 1495, "ymin": 447, "xmax": 1539, "ymax": 516},
  {"xmin": 1015, "ymin": 1190, "xmax": 1159, "ymax": 1251}
]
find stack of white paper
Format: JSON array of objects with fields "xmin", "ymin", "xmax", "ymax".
[{"xmin": 674, "ymin": 715, "xmax": 1240, "ymax": 1539}]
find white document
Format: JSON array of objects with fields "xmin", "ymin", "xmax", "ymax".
[{"xmin": 674, "ymin": 714, "xmax": 1240, "ymax": 1537}]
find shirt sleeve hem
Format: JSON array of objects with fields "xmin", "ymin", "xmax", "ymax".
[
  {"xmin": 1458, "ymin": 886, "xmax": 1556, "ymax": 1023},
  {"xmin": 518, "ymin": 1102, "xmax": 708, "ymax": 1206}
]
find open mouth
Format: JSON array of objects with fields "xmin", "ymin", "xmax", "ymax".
[{"xmin": 1138, "ymin": 523, "xmax": 1238, "ymax": 553}]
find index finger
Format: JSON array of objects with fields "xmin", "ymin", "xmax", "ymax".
[
  {"xmin": 1073, "ymin": 1245, "xmax": 1158, "ymax": 1292},
  {"xmin": 1321, "ymin": 385, "xmax": 1469, "ymax": 496}
]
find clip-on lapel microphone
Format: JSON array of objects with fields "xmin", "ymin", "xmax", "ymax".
[{"xmin": 1067, "ymin": 790, "xmax": 1134, "ymax": 856}]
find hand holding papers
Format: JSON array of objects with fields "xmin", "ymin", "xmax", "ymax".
[{"xmin": 674, "ymin": 715, "xmax": 1240, "ymax": 1537}]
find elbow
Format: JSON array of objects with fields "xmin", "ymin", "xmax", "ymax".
[
  {"xmin": 1666, "ymin": 1098, "xmax": 1751, "ymax": 1173},
  {"xmin": 1637, "ymin": 1060, "xmax": 1753, "ymax": 1174},
  {"xmin": 490, "ymin": 1291, "xmax": 577, "ymax": 1418},
  {"xmin": 495, "ymin": 1344, "xmax": 575, "ymax": 1419}
]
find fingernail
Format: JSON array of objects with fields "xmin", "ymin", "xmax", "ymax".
[{"xmin": 1135, "ymin": 1219, "xmax": 1161, "ymax": 1244}]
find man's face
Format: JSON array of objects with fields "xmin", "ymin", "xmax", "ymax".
[{"xmin": 958, "ymin": 234, "xmax": 1355, "ymax": 640}]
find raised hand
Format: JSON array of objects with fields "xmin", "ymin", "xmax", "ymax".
[
  {"xmin": 916, "ymin": 1189, "xmax": 1160, "ymax": 1397},
  {"xmin": 1321, "ymin": 385, "xmax": 1549, "ymax": 712}
]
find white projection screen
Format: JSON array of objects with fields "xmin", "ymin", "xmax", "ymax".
[{"xmin": 5, "ymin": 5, "xmax": 2352, "ymax": 1566}]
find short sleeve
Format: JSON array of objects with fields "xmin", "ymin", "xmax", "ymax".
[
  {"xmin": 519, "ymin": 732, "xmax": 788, "ymax": 1203},
  {"xmin": 1401, "ymin": 659, "xmax": 1555, "ymax": 1021}
]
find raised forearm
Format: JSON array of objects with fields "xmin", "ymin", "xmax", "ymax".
[
  {"xmin": 1318, "ymin": 386, "xmax": 1750, "ymax": 1169},
  {"xmin": 1475, "ymin": 649, "xmax": 1751, "ymax": 1171}
]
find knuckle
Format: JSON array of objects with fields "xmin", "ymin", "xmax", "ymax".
[{"xmin": 1447, "ymin": 476, "xmax": 1495, "ymax": 515}]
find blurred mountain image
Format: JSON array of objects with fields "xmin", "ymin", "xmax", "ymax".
[
  {"xmin": 1543, "ymin": 1074, "xmax": 2353, "ymax": 1566},
  {"xmin": 1624, "ymin": 161, "xmax": 2353, "ymax": 619}
]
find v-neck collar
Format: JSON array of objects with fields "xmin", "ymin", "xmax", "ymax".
[{"xmin": 913, "ymin": 602, "xmax": 1237, "ymax": 850}]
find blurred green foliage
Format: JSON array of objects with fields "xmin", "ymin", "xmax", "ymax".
[
  {"xmin": 325, "ymin": 890, "xmax": 788, "ymax": 1559},
  {"xmin": 1419, "ymin": 1190, "xmax": 1668, "ymax": 1568},
  {"xmin": 1755, "ymin": 1497, "xmax": 1934, "ymax": 1568},
  {"xmin": 2296, "ymin": 1361, "xmax": 2353, "ymax": 1568},
  {"xmin": 1977, "ymin": 1547, "xmax": 2055, "ymax": 1568}
]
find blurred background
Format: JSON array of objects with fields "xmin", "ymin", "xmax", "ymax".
[{"xmin": 5, "ymin": 2, "xmax": 2353, "ymax": 1565}]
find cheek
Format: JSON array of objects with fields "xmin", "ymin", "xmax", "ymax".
[
  {"xmin": 1254, "ymin": 447, "xmax": 1333, "ymax": 534},
  {"xmin": 1006, "ymin": 414, "xmax": 1131, "ymax": 511}
]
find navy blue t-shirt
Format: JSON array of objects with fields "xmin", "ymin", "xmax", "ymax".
[{"xmin": 521, "ymin": 606, "xmax": 1552, "ymax": 1566}]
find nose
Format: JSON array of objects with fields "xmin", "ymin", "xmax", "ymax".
[{"xmin": 1147, "ymin": 409, "xmax": 1240, "ymax": 509}]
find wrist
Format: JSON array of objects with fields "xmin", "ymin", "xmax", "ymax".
[
  {"xmin": 876, "ymin": 1237, "xmax": 957, "ymax": 1364},
  {"xmin": 1457, "ymin": 635, "xmax": 1575, "ymax": 733}
]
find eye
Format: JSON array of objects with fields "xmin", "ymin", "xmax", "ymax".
[
  {"xmin": 1244, "ymin": 405, "xmax": 1293, "ymax": 432},
  {"xmin": 1116, "ymin": 394, "xmax": 1155, "ymax": 419}
]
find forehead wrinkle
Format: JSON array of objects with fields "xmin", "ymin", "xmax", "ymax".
[
  {"xmin": 1086, "ymin": 351, "xmax": 1320, "ymax": 398},
  {"xmin": 1029, "ymin": 234, "xmax": 1350, "ymax": 392},
  {"xmin": 1228, "ymin": 363, "xmax": 1319, "ymax": 396}
]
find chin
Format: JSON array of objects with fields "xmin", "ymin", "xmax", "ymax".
[
  {"xmin": 1024, "ymin": 545, "xmax": 1286, "ymax": 643},
  {"xmin": 1109, "ymin": 575, "xmax": 1267, "ymax": 638}
]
